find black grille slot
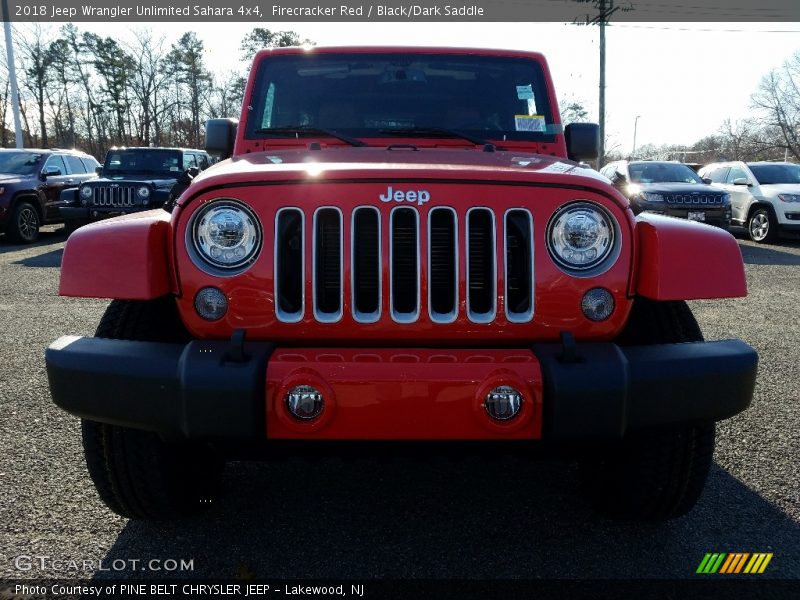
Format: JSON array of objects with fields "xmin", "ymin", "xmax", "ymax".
[
  {"xmin": 314, "ymin": 208, "xmax": 342, "ymax": 320},
  {"xmin": 275, "ymin": 209, "xmax": 304, "ymax": 321},
  {"xmin": 467, "ymin": 208, "xmax": 495, "ymax": 321},
  {"xmin": 429, "ymin": 208, "xmax": 457, "ymax": 320},
  {"xmin": 505, "ymin": 210, "xmax": 533, "ymax": 321},
  {"xmin": 352, "ymin": 207, "xmax": 380, "ymax": 320},
  {"xmin": 391, "ymin": 207, "xmax": 418, "ymax": 320}
]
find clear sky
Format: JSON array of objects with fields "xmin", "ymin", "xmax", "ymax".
[{"xmin": 10, "ymin": 21, "xmax": 800, "ymax": 152}]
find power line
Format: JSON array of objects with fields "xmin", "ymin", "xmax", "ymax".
[{"xmin": 612, "ymin": 23, "xmax": 800, "ymax": 33}]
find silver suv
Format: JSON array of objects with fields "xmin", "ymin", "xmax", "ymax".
[{"xmin": 699, "ymin": 161, "xmax": 800, "ymax": 243}]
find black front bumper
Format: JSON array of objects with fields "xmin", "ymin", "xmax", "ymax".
[
  {"xmin": 45, "ymin": 336, "xmax": 758, "ymax": 441},
  {"xmin": 59, "ymin": 206, "xmax": 155, "ymax": 220}
]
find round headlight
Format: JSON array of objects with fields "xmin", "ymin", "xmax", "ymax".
[
  {"xmin": 190, "ymin": 199, "xmax": 262, "ymax": 271},
  {"xmin": 137, "ymin": 186, "xmax": 150, "ymax": 199},
  {"xmin": 547, "ymin": 202, "xmax": 616, "ymax": 272},
  {"xmin": 80, "ymin": 186, "xmax": 92, "ymax": 198}
]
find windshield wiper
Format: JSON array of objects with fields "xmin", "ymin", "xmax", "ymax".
[
  {"xmin": 378, "ymin": 126, "xmax": 491, "ymax": 147},
  {"xmin": 255, "ymin": 126, "xmax": 366, "ymax": 147}
]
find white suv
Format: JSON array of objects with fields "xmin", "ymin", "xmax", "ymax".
[{"xmin": 699, "ymin": 161, "xmax": 800, "ymax": 243}]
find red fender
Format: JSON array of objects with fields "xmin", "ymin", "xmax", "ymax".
[
  {"xmin": 634, "ymin": 214, "xmax": 747, "ymax": 301},
  {"xmin": 59, "ymin": 211, "xmax": 174, "ymax": 300}
]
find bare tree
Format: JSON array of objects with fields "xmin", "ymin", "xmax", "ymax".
[
  {"xmin": 751, "ymin": 51, "xmax": 800, "ymax": 161},
  {"xmin": 16, "ymin": 24, "xmax": 52, "ymax": 147}
]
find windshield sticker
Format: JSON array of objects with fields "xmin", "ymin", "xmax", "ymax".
[
  {"xmin": 515, "ymin": 115, "xmax": 546, "ymax": 132},
  {"xmin": 511, "ymin": 156, "xmax": 543, "ymax": 167},
  {"xmin": 516, "ymin": 85, "xmax": 534, "ymax": 100},
  {"xmin": 170, "ymin": 166, "xmax": 180, "ymax": 171}
]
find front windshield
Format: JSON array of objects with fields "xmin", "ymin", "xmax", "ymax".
[
  {"xmin": 0, "ymin": 152, "xmax": 43, "ymax": 176},
  {"xmin": 748, "ymin": 164, "xmax": 800, "ymax": 185},
  {"xmin": 247, "ymin": 53, "xmax": 556, "ymax": 142},
  {"xmin": 103, "ymin": 150, "xmax": 182, "ymax": 174},
  {"xmin": 629, "ymin": 163, "xmax": 703, "ymax": 184}
]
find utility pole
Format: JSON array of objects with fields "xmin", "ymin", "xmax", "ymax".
[
  {"xmin": 632, "ymin": 114, "xmax": 641, "ymax": 158},
  {"xmin": 576, "ymin": 1, "xmax": 633, "ymax": 165},
  {"xmin": 1, "ymin": 0, "xmax": 23, "ymax": 148},
  {"xmin": 598, "ymin": 0, "xmax": 607, "ymax": 168}
]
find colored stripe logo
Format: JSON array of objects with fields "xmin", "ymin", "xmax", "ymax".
[{"xmin": 696, "ymin": 552, "xmax": 773, "ymax": 574}]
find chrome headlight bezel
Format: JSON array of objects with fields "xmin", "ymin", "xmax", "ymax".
[
  {"xmin": 546, "ymin": 201, "xmax": 621, "ymax": 277},
  {"xmin": 186, "ymin": 198, "xmax": 262, "ymax": 275}
]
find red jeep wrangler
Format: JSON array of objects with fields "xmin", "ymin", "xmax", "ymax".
[{"xmin": 46, "ymin": 47, "xmax": 757, "ymax": 521}]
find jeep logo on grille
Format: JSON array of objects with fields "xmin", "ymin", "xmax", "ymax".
[{"xmin": 379, "ymin": 186, "xmax": 430, "ymax": 206}]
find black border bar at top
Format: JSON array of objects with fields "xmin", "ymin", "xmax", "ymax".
[{"xmin": 2, "ymin": 0, "xmax": 800, "ymax": 23}]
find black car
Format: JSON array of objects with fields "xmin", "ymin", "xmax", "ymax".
[
  {"xmin": 60, "ymin": 147, "xmax": 211, "ymax": 227},
  {"xmin": 600, "ymin": 160, "xmax": 732, "ymax": 229},
  {"xmin": 0, "ymin": 148, "xmax": 100, "ymax": 243}
]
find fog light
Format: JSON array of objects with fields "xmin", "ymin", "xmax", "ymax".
[
  {"xmin": 286, "ymin": 385, "xmax": 324, "ymax": 420},
  {"xmin": 484, "ymin": 386, "xmax": 523, "ymax": 421},
  {"xmin": 581, "ymin": 288, "xmax": 614, "ymax": 322},
  {"xmin": 194, "ymin": 287, "xmax": 228, "ymax": 321}
]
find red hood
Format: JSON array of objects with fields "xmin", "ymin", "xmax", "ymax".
[{"xmin": 181, "ymin": 147, "xmax": 618, "ymax": 207}]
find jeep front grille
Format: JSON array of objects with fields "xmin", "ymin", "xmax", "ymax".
[
  {"xmin": 91, "ymin": 185, "xmax": 137, "ymax": 207},
  {"xmin": 390, "ymin": 207, "xmax": 420, "ymax": 323},
  {"xmin": 664, "ymin": 194, "xmax": 724, "ymax": 206},
  {"xmin": 274, "ymin": 206, "xmax": 534, "ymax": 325}
]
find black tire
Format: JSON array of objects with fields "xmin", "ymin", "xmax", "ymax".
[
  {"xmin": 64, "ymin": 219, "xmax": 89, "ymax": 235},
  {"xmin": 82, "ymin": 297, "xmax": 223, "ymax": 520},
  {"xmin": 747, "ymin": 207, "xmax": 777, "ymax": 243},
  {"xmin": 6, "ymin": 200, "xmax": 40, "ymax": 243},
  {"xmin": 580, "ymin": 298, "xmax": 715, "ymax": 521}
]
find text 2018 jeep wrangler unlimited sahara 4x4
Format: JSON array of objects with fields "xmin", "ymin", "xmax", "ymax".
[{"xmin": 46, "ymin": 47, "xmax": 757, "ymax": 522}]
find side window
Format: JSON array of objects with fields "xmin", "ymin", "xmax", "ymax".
[
  {"xmin": 43, "ymin": 154, "xmax": 67, "ymax": 175},
  {"xmin": 725, "ymin": 166, "xmax": 748, "ymax": 184},
  {"xmin": 81, "ymin": 157, "xmax": 100, "ymax": 172},
  {"xmin": 197, "ymin": 153, "xmax": 210, "ymax": 170},
  {"xmin": 64, "ymin": 155, "xmax": 87, "ymax": 174},
  {"xmin": 182, "ymin": 153, "xmax": 197, "ymax": 170},
  {"xmin": 707, "ymin": 167, "xmax": 729, "ymax": 183}
]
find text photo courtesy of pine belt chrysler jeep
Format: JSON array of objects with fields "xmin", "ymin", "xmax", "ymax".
[{"xmin": 45, "ymin": 47, "xmax": 758, "ymax": 522}]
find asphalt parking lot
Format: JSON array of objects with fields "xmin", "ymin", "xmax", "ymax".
[{"xmin": 0, "ymin": 225, "xmax": 798, "ymax": 581}]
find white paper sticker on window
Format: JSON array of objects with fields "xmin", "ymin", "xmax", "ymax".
[
  {"xmin": 514, "ymin": 115, "xmax": 546, "ymax": 132},
  {"xmin": 516, "ymin": 84, "xmax": 534, "ymax": 100}
]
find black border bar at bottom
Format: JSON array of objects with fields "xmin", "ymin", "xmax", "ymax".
[{"xmin": 2, "ymin": 579, "xmax": 798, "ymax": 600}]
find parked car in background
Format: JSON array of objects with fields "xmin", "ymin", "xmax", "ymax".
[
  {"xmin": 600, "ymin": 160, "xmax": 731, "ymax": 229},
  {"xmin": 699, "ymin": 161, "xmax": 800, "ymax": 243},
  {"xmin": 0, "ymin": 148, "xmax": 99, "ymax": 243},
  {"xmin": 60, "ymin": 147, "xmax": 211, "ymax": 229}
]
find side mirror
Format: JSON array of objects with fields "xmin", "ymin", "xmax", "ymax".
[
  {"xmin": 179, "ymin": 166, "xmax": 200, "ymax": 185},
  {"xmin": 41, "ymin": 166, "xmax": 62, "ymax": 179},
  {"xmin": 611, "ymin": 169, "xmax": 627, "ymax": 185},
  {"xmin": 565, "ymin": 123, "xmax": 600, "ymax": 161},
  {"xmin": 732, "ymin": 178, "xmax": 750, "ymax": 186},
  {"xmin": 702, "ymin": 177, "xmax": 712, "ymax": 184},
  {"xmin": 95, "ymin": 166, "xmax": 103, "ymax": 176},
  {"xmin": 205, "ymin": 118, "xmax": 238, "ymax": 160}
]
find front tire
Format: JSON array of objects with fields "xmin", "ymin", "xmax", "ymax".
[
  {"xmin": 581, "ymin": 299, "xmax": 715, "ymax": 521},
  {"xmin": 82, "ymin": 298, "xmax": 223, "ymax": 520},
  {"xmin": 748, "ymin": 207, "xmax": 777, "ymax": 243},
  {"xmin": 6, "ymin": 201, "xmax": 40, "ymax": 243}
]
